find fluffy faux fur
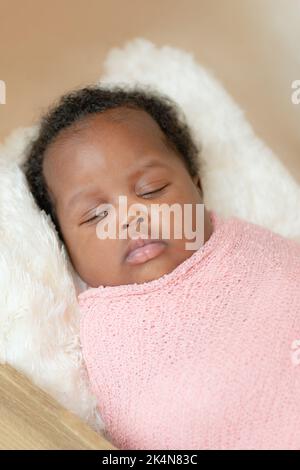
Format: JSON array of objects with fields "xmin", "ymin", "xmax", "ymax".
[{"xmin": 0, "ymin": 38, "xmax": 299, "ymax": 433}]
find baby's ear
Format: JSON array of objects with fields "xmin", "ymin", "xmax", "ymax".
[{"xmin": 192, "ymin": 174, "xmax": 203, "ymax": 199}]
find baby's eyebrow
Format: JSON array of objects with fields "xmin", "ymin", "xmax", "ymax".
[
  {"xmin": 127, "ymin": 158, "xmax": 168, "ymax": 180},
  {"xmin": 66, "ymin": 188, "xmax": 106, "ymax": 212},
  {"xmin": 66, "ymin": 158, "xmax": 168, "ymax": 212}
]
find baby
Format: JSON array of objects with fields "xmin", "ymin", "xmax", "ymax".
[{"xmin": 22, "ymin": 85, "xmax": 300, "ymax": 450}]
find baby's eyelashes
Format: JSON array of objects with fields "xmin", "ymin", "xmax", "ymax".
[
  {"xmin": 78, "ymin": 184, "xmax": 170, "ymax": 226},
  {"xmin": 138, "ymin": 183, "xmax": 169, "ymax": 198},
  {"xmin": 81, "ymin": 209, "xmax": 109, "ymax": 225}
]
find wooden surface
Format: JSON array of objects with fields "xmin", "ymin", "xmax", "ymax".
[{"xmin": 0, "ymin": 364, "xmax": 116, "ymax": 450}]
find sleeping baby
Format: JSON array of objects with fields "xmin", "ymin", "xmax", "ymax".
[{"xmin": 22, "ymin": 85, "xmax": 300, "ymax": 450}]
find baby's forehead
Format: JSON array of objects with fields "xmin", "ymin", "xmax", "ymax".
[
  {"xmin": 44, "ymin": 107, "xmax": 174, "ymax": 178},
  {"xmin": 63, "ymin": 106, "xmax": 160, "ymax": 136},
  {"xmin": 50, "ymin": 106, "xmax": 168, "ymax": 153}
]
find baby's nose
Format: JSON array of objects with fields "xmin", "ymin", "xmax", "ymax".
[{"xmin": 122, "ymin": 216, "xmax": 144, "ymax": 230}]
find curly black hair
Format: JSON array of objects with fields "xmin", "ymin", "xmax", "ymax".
[{"xmin": 22, "ymin": 84, "xmax": 201, "ymax": 242}]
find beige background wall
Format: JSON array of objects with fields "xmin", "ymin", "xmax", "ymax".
[{"xmin": 0, "ymin": 0, "xmax": 299, "ymax": 180}]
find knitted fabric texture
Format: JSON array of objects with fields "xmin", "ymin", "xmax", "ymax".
[{"xmin": 78, "ymin": 210, "xmax": 300, "ymax": 450}]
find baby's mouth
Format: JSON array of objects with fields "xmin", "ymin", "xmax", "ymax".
[{"xmin": 124, "ymin": 238, "xmax": 168, "ymax": 266}]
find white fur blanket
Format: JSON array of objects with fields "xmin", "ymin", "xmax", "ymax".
[{"xmin": 0, "ymin": 38, "xmax": 299, "ymax": 433}]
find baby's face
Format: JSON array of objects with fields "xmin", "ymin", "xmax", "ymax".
[{"xmin": 43, "ymin": 107, "xmax": 212, "ymax": 287}]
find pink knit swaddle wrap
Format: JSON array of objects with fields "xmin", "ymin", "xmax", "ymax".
[{"xmin": 78, "ymin": 211, "xmax": 300, "ymax": 449}]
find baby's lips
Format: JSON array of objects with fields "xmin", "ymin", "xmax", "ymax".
[
  {"xmin": 125, "ymin": 240, "xmax": 167, "ymax": 265},
  {"xmin": 123, "ymin": 235, "xmax": 167, "ymax": 263}
]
